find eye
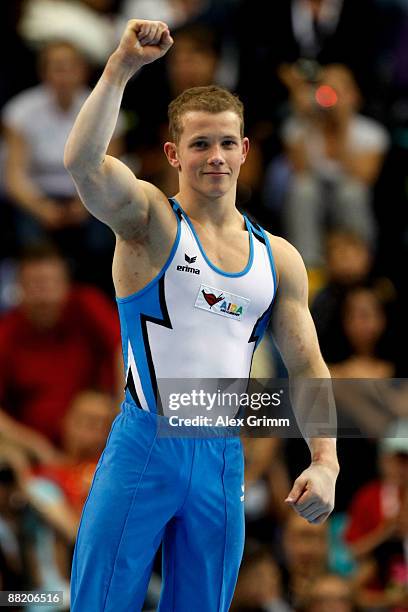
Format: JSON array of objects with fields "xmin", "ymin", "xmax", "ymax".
[
  {"xmin": 192, "ymin": 140, "xmax": 207, "ymax": 149},
  {"xmin": 222, "ymin": 140, "xmax": 238, "ymax": 147}
]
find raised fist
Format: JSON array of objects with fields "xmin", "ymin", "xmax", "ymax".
[{"xmin": 117, "ymin": 19, "xmax": 173, "ymax": 69}]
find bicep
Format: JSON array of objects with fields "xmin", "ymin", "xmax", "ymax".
[
  {"xmin": 69, "ymin": 155, "xmax": 158, "ymax": 238},
  {"xmin": 270, "ymin": 237, "xmax": 324, "ymax": 375},
  {"xmin": 272, "ymin": 292, "xmax": 322, "ymax": 374}
]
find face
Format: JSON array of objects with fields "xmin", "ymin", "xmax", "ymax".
[
  {"xmin": 284, "ymin": 515, "xmax": 328, "ymax": 570},
  {"xmin": 165, "ymin": 111, "xmax": 249, "ymax": 199},
  {"xmin": 327, "ymin": 235, "xmax": 371, "ymax": 284},
  {"xmin": 167, "ymin": 38, "xmax": 218, "ymax": 94},
  {"xmin": 42, "ymin": 44, "xmax": 87, "ymax": 96},
  {"xmin": 62, "ymin": 392, "xmax": 114, "ymax": 459},
  {"xmin": 308, "ymin": 576, "xmax": 353, "ymax": 612},
  {"xmin": 380, "ymin": 452, "xmax": 408, "ymax": 488},
  {"xmin": 236, "ymin": 558, "xmax": 281, "ymax": 605},
  {"xmin": 20, "ymin": 258, "xmax": 70, "ymax": 327},
  {"xmin": 343, "ymin": 290, "xmax": 385, "ymax": 350}
]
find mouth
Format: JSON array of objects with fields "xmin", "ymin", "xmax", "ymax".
[{"xmin": 202, "ymin": 172, "xmax": 229, "ymax": 176}]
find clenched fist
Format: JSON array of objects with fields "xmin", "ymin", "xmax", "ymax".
[
  {"xmin": 107, "ymin": 20, "xmax": 174, "ymax": 83},
  {"xmin": 285, "ymin": 462, "xmax": 338, "ymax": 524}
]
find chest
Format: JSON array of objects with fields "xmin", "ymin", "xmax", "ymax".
[
  {"xmin": 193, "ymin": 226, "xmax": 251, "ymax": 274},
  {"xmin": 9, "ymin": 328, "xmax": 94, "ymax": 386}
]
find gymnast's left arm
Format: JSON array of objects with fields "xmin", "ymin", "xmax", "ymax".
[{"xmin": 269, "ymin": 234, "xmax": 339, "ymax": 524}]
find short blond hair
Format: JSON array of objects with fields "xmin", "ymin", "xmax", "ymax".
[{"xmin": 168, "ymin": 85, "xmax": 244, "ymax": 143}]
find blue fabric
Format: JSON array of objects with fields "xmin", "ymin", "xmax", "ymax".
[
  {"xmin": 118, "ymin": 276, "xmax": 171, "ymax": 412},
  {"xmin": 71, "ymin": 403, "xmax": 245, "ymax": 611}
]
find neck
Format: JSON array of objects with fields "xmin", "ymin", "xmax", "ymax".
[
  {"xmin": 351, "ymin": 348, "xmax": 376, "ymax": 358},
  {"xmin": 174, "ymin": 186, "xmax": 243, "ymax": 230},
  {"xmin": 53, "ymin": 90, "xmax": 75, "ymax": 111}
]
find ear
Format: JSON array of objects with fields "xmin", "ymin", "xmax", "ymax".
[
  {"xmin": 164, "ymin": 142, "xmax": 180, "ymax": 169},
  {"xmin": 241, "ymin": 137, "xmax": 250, "ymax": 164}
]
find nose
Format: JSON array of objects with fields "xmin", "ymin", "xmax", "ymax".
[{"xmin": 207, "ymin": 145, "xmax": 225, "ymax": 166}]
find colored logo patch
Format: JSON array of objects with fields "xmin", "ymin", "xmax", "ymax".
[
  {"xmin": 195, "ymin": 284, "xmax": 250, "ymax": 321},
  {"xmin": 202, "ymin": 290, "xmax": 224, "ymax": 308}
]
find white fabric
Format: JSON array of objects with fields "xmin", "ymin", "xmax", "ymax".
[
  {"xmin": 3, "ymin": 85, "xmax": 124, "ymax": 198},
  {"xmin": 146, "ymin": 215, "xmax": 275, "ymax": 381},
  {"xmin": 19, "ymin": 0, "xmax": 117, "ymax": 65},
  {"xmin": 282, "ymin": 113, "xmax": 390, "ymax": 179},
  {"xmin": 291, "ymin": 0, "xmax": 344, "ymax": 55},
  {"xmin": 120, "ymin": 0, "xmax": 209, "ymax": 29}
]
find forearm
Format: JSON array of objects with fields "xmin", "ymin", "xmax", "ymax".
[
  {"xmin": 6, "ymin": 168, "xmax": 52, "ymax": 217},
  {"xmin": 289, "ymin": 358, "xmax": 338, "ymax": 470},
  {"xmin": 349, "ymin": 521, "xmax": 395, "ymax": 558},
  {"xmin": 64, "ymin": 51, "xmax": 140, "ymax": 174},
  {"xmin": 0, "ymin": 408, "xmax": 54, "ymax": 457}
]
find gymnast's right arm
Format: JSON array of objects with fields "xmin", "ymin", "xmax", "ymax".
[{"xmin": 64, "ymin": 20, "xmax": 173, "ymax": 238}]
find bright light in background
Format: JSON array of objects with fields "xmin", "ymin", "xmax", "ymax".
[{"xmin": 315, "ymin": 85, "xmax": 338, "ymax": 108}]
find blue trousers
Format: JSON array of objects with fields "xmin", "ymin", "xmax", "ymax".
[{"xmin": 70, "ymin": 403, "xmax": 245, "ymax": 611}]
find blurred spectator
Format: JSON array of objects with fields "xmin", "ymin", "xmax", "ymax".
[
  {"xmin": 329, "ymin": 287, "xmax": 395, "ymax": 378},
  {"xmin": 34, "ymin": 390, "xmax": 116, "ymax": 518},
  {"xmin": 232, "ymin": 542, "xmax": 293, "ymax": 612},
  {"xmin": 311, "ymin": 231, "xmax": 396, "ymax": 363},
  {"xmin": 236, "ymin": 0, "xmax": 381, "ymax": 128},
  {"xmin": 281, "ymin": 64, "xmax": 389, "ymax": 268},
  {"xmin": 243, "ymin": 438, "xmax": 291, "ymax": 543},
  {"xmin": 120, "ymin": 0, "xmax": 209, "ymax": 30},
  {"xmin": 3, "ymin": 392, "xmax": 117, "ymax": 605},
  {"xmin": 301, "ymin": 573, "xmax": 355, "ymax": 612},
  {"xmin": 2, "ymin": 40, "xmax": 124, "ymax": 290},
  {"xmin": 345, "ymin": 420, "xmax": 408, "ymax": 559},
  {"xmin": 354, "ymin": 484, "xmax": 408, "ymax": 610},
  {"xmin": 281, "ymin": 513, "xmax": 329, "ymax": 607},
  {"xmin": 19, "ymin": 0, "xmax": 119, "ymax": 66},
  {"xmin": 128, "ymin": 23, "xmax": 222, "ymax": 146},
  {"xmin": 0, "ymin": 443, "xmax": 72, "ymax": 609},
  {"xmin": 0, "ymin": 243, "xmax": 121, "ymax": 450},
  {"xmin": 0, "ymin": 453, "xmax": 28, "ymax": 596}
]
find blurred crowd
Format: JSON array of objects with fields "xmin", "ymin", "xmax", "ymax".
[{"xmin": 0, "ymin": 0, "xmax": 407, "ymax": 610}]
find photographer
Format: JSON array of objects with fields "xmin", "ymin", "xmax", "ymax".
[{"xmin": 281, "ymin": 63, "xmax": 389, "ymax": 269}]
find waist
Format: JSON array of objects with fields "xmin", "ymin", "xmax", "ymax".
[{"xmin": 121, "ymin": 400, "xmax": 242, "ymax": 440}]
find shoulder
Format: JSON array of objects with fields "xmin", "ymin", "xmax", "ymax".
[
  {"xmin": 2, "ymin": 86, "xmax": 48, "ymax": 129},
  {"xmin": 281, "ymin": 115, "xmax": 305, "ymax": 144},
  {"xmin": 351, "ymin": 114, "xmax": 390, "ymax": 151},
  {"xmin": 265, "ymin": 232, "xmax": 308, "ymax": 297},
  {"xmin": 350, "ymin": 480, "xmax": 382, "ymax": 507},
  {"xmin": 0, "ymin": 309, "xmax": 25, "ymax": 345}
]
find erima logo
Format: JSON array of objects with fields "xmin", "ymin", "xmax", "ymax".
[
  {"xmin": 177, "ymin": 253, "xmax": 200, "ymax": 274},
  {"xmin": 240, "ymin": 484, "xmax": 245, "ymax": 502}
]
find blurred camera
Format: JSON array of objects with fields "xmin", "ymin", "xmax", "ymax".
[{"xmin": 295, "ymin": 58, "xmax": 338, "ymax": 111}]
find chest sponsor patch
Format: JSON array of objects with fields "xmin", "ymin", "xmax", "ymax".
[{"xmin": 194, "ymin": 284, "xmax": 250, "ymax": 321}]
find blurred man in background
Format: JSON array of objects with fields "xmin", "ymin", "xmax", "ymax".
[
  {"xmin": 0, "ymin": 244, "xmax": 121, "ymax": 455},
  {"xmin": 2, "ymin": 41, "xmax": 124, "ymax": 290}
]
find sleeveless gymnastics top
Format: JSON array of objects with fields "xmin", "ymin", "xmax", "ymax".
[{"xmin": 116, "ymin": 198, "xmax": 278, "ymax": 415}]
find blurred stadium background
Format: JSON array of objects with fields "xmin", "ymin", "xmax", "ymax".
[{"xmin": 0, "ymin": 1, "xmax": 407, "ymax": 610}]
